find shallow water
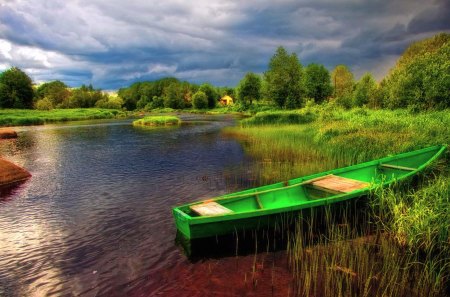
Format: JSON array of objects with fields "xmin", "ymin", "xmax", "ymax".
[{"xmin": 0, "ymin": 115, "xmax": 287, "ymax": 296}]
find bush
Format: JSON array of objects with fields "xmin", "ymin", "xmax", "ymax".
[
  {"xmin": 95, "ymin": 97, "xmax": 124, "ymax": 109},
  {"xmin": 192, "ymin": 91, "xmax": 208, "ymax": 109},
  {"xmin": 35, "ymin": 98, "xmax": 54, "ymax": 110}
]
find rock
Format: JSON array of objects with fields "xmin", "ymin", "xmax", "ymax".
[
  {"xmin": 0, "ymin": 128, "xmax": 18, "ymax": 139},
  {"xmin": 0, "ymin": 158, "xmax": 31, "ymax": 187}
]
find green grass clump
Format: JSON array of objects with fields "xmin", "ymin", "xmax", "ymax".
[
  {"xmin": 133, "ymin": 115, "xmax": 181, "ymax": 126},
  {"xmin": 0, "ymin": 108, "xmax": 126, "ymax": 127}
]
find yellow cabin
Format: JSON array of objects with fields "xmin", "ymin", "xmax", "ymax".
[{"xmin": 219, "ymin": 95, "xmax": 234, "ymax": 105}]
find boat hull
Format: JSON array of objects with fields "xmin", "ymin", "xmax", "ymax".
[{"xmin": 173, "ymin": 145, "xmax": 446, "ymax": 239}]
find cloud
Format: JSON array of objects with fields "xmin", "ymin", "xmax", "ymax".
[
  {"xmin": 0, "ymin": 0, "xmax": 449, "ymax": 89},
  {"xmin": 407, "ymin": 0, "xmax": 450, "ymax": 34}
]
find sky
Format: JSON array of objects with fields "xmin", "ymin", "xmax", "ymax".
[{"xmin": 0, "ymin": 0, "xmax": 449, "ymax": 90}]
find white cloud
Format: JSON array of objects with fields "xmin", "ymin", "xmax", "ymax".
[{"xmin": 0, "ymin": 39, "xmax": 13, "ymax": 60}]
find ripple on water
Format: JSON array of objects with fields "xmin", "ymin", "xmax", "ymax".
[{"xmin": 0, "ymin": 116, "xmax": 263, "ymax": 296}]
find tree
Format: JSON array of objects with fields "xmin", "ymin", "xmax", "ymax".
[
  {"xmin": 118, "ymin": 83, "xmax": 141, "ymax": 110},
  {"xmin": 60, "ymin": 85, "xmax": 105, "ymax": 108},
  {"xmin": 331, "ymin": 65, "xmax": 354, "ymax": 108},
  {"xmin": 353, "ymin": 73, "xmax": 377, "ymax": 107},
  {"xmin": 382, "ymin": 33, "xmax": 450, "ymax": 109},
  {"xmin": 36, "ymin": 80, "xmax": 70, "ymax": 107},
  {"xmin": 192, "ymin": 91, "xmax": 208, "ymax": 109},
  {"xmin": 163, "ymin": 83, "xmax": 184, "ymax": 109},
  {"xmin": 264, "ymin": 46, "xmax": 304, "ymax": 109},
  {"xmin": 238, "ymin": 72, "xmax": 261, "ymax": 108},
  {"xmin": 331, "ymin": 65, "xmax": 354, "ymax": 98},
  {"xmin": 199, "ymin": 83, "xmax": 218, "ymax": 108},
  {"xmin": 35, "ymin": 98, "xmax": 53, "ymax": 110},
  {"xmin": 304, "ymin": 63, "xmax": 332, "ymax": 103},
  {"xmin": 220, "ymin": 87, "xmax": 235, "ymax": 98},
  {"xmin": 95, "ymin": 96, "xmax": 124, "ymax": 109},
  {"xmin": 0, "ymin": 67, "xmax": 34, "ymax": 108}
]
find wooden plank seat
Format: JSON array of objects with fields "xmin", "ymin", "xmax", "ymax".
[
  {"xmin": 380, "ymin": 164, "xmax": 417, "ymax": 171},
  {"xmin": 306, "ymin": 174, "xmax": 370, "ymax": 194},
  {"xmin": 190, "ymin": 201, "xmax": 234, "ymax": 216}
]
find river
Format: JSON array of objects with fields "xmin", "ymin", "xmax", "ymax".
[{"xmin": 0, "ymin": 115, "xmax": 291, "ymax": 297}]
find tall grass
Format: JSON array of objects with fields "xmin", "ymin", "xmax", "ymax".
[
  {"xmin": 287, "ymin": 206, "xmax": 447, "ymax": 297},
  {"xmin": 0, "ymin": 108, "xmax": 126, "ymax": 127},
  {"xmin": 226, "ymin": 104, "xmax": 450, "ymax": 295}
]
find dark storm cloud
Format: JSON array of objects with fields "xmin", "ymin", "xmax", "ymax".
[
  {"xmin": 407, "ymin": 0, "xmax": 450, "ymax": 34},
  {"xmin": 0, "ymin": 0, "xmax": 449, "ymax": 89}
]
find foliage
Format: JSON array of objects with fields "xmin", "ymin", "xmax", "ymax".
[
  {"xmin": 163, "ymin": 83, "xmax": 184, "ymax": 109},
  {"xmin": 237, "ymin": 72, "xmax": 261, "ymax": 108},
  {"xmin": 0, "ymin": 108, "xmax": 125, "ymax": 126},
  {"xmin": 264, "ymin": 46, "xmax": 304, "ymax": 109},
  {"xmin": 199, "ymin": 83, "xmax": 218, "ymax": 109},
  {"xmin": 132, "ymin": 115, "xmax": 180, "ymax": 126},
  {"xmin": 118, "ymin": 77, "xmax": 197, "ymax": 110},
  {"xmin": 35, "ymin": 98, "xmax": 54, "ymax": 110},
  {"xmin": 60, "ymin": 85, "xmax": 106, "ymax": 108},
  {"xmin": 331, "ymin": 65, "xmax": 354, "ymax": 107},
  {"xmin": 219, "ymin": 86, "xmax": 235, "ymax": 98},
  {"xmin": 304, "ymin": 63, "xmax": 332, "ymax": 103},
  {"xmin": 35, "ymin": 80, "xmax": 70, "ymax": 107},
  {"xmin": 383, "ymin": 33, "xmax": 450, "ymax": 109},
  {"xmin": 353, "ymin": 73, "xmax": 377, "ymax": 107},
  {"xmin": 192, "ymin": 91, "xmax": 208, "ymax": 109},
  {"xmin": 0, "ymin": 67, "xmax": 34, "ymax": 108},
  {"xmin": 95, "ymin": 96, "xmax": 124, "ymax": 109}
]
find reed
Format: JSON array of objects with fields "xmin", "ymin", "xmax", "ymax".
[
  {"xmin": 226, "ymin": 104, "xmax": 450, "ymax": 295},
  {"xmin": 287, "ymin": 205, "xmax": 447, "ymax": 297}
]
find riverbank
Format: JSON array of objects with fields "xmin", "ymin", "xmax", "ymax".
[
  {"xmin": 0, "ymin": 108, "xmax": 128, "ymax": 127},
  {"xmin": 226, "ymin": 104, "xmax": 450, "ymax": 296}
]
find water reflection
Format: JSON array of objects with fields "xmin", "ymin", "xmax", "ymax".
[{"xmin": 0, "ymin": 115, "xmax": 262, "ymax": 296}]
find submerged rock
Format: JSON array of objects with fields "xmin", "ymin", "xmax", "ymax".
[
  {"xmin": 0, "ymin": 128, "xmax": 18, "ymax": 139},
  {"xmin": 0, "ymin": 158, "xmax": 31, "ymax": 187}
]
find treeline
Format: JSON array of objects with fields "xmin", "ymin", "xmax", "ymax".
[
  {"xmin": 240, "ymin": 32, "xmax": 449, "ymax": 110},
  {"xmin": 0, "ymin": 71, "xmax": 123, "ymax": 110},
  {"xmin": 117, "ymin": 78, "xmax": 234, "ymax": 110},
  {"xmin": 0, "ymin": 33, "xmax": 448, "ymax": 111}
]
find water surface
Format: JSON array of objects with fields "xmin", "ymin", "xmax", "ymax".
[{"xmin": 0, "ymin": 115, "xmax": 278, "ymax": 296}]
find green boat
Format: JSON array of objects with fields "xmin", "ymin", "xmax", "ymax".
[{"xmin": 173, "ymin": 145, "xmax": 446, "ymax": 239}]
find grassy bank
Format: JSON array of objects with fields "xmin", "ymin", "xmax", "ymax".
[
  {"xmin": 133, "ymin": 115, "xmax": 181, "ymax": 126},
  {"xmin": 0, "ymin": 108, "xmax": 127, "ymax": 127},
  {"xmin": 226, "ymin": 104, "xmax": 450, "ymax": 295}
]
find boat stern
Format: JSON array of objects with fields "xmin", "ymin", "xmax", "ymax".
[{"xmin": 172, "ymin": 207, "xmax": 192, "ymax": 239}]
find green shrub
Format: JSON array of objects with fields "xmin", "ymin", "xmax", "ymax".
[
  {"xmin": 35, "ymin": 98, "xmax": 54, "ymax": 110},
  {"xmin": 192, "ymin": 91, "xmax": 208, "ymax": 109}
]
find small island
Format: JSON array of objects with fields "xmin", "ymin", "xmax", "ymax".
[{"xmin": 133, "ymin": 115, "xmax": 181, "ymax": 127}]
